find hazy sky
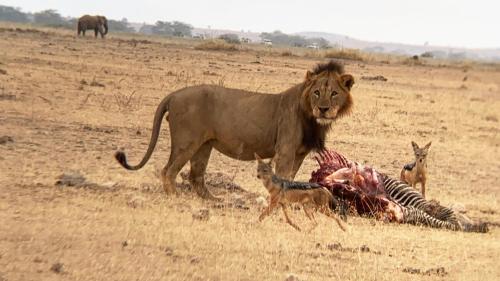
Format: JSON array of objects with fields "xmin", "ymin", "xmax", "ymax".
[{"xmin": 2, "ymin": 0, "xmax": 498, "ymax": 48}]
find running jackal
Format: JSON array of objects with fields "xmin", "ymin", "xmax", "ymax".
[{"xmin": 255, "ymin": 153, "xmax": 346, "ymax": 232}]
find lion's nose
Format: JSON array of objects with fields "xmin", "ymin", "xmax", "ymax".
[{"xmin": 319, "ymin": 107, "xmax": 329, "ymax": 114}]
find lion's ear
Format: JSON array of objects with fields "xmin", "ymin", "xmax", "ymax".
[
  {"xmin": 305, "ymin": 70, "xmax": 314, "ymax": 82},
  {"xmin": 340, "ymin": 74, "xmax": 355, "ymax": 90}
]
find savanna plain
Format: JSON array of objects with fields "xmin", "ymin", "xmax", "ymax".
[{"xmin": 0, "ymin": 24, "xmax": 499, "ymax": 281}]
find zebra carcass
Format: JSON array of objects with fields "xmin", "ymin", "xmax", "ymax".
[{"xmin": 309, "ymin": 149, "xmax": 488, "ymax": 233}]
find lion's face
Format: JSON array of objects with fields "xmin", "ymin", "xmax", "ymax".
[{"xmin": 304, "ymin": 71, "xmax": 354, "ymax": 126}]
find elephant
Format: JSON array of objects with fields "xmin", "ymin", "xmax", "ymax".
[{"xmin": 77, "ymin": 15, "xmax": 108, "ymax": 38}]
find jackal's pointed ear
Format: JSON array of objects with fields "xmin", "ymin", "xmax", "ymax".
[
  {"xmin": 254, "ymin": 153, "xmax": 262, "ymax": 161},
  {"xmin": 424, "ymin": 141, "xmax": 432, "ymax": 150},
  {"xmin": 269, "ymin": 157, "xmax": 276, "ymax": 166},
  {"xmin": 411, "ymin": 141, "xmax": 419, "ymax": 151}
]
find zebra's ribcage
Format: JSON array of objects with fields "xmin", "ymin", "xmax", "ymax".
[{"xmin": 382, "ymin": 175, "xmax": 459, "ymax": 228}]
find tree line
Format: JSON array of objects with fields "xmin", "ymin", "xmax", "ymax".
[
  {"xmin": 0, "ymin": 5, "xmax": 135, "ymax": 32},
  {"xmin": 0, "ymin": 5, "xmax": 330, "ymax": 48}
]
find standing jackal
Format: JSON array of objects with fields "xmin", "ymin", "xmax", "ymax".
[
  {"xmin": 400, "ymin": 141, "xmax": 432, "ymax": 198},
  {"xmin": 255, "ymin": 153, "xmax": 346, "ymax": 232}
]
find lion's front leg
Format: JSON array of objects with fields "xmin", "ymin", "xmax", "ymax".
[
  {"xmin": 274, "ymin": 153, "xmax": 296, "ymax": 180},
  {"xmin": 290, "ymin": 151, "xmax": 308, "ymax": 180}
]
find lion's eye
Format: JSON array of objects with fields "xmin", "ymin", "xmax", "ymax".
[
  {"xmin": 313, "ymin": 90, "xmax": 320, "ymax": 97},
  {"xmin": 331, "ymin": 91, "xmax": 338, "ymax": 97}
]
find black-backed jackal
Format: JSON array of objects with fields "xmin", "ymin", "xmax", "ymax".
[
  {"xmin": 400, "ymin": 141, "xmax": 432, "ymax": 198},
  {"xmin": 255, "ymin": 153, "xmax": 346, "ymax": 232}
]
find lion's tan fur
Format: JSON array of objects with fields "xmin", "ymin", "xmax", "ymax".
[{"xmin": 115, "ymin": 60, "xmax": 355, "ymax": 199}]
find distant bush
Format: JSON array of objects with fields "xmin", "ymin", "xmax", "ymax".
[
  {"xmin": 324, "ymin": 48, "xmax": 364, "ymax": 61},
  {"xmin": 260, "ymin": 30, "xmax": 307, "ymax": 47},
  {"xmin": 420, "ymin": 52, "xmax": 434, "ymax": 58},
  {"xmin": 0, "ymin": 5, "xmax": 29, "ymax": 23},
  {"xmin": 194, "ymin": 39, "xmax": 238, "ymax": 51},
  {"xmin": 151, "ymin": 20, "xmax": 193, "ymax": 37},
  {"xmin": 108, "ymin": 18, "xmax": 135, "ymax": 33},
  {"xmin": 218, "ymin": 33, "xmax": 240, "ymax": 44},
  {"xmin": 33, "ymin": 9, "xmax": 69, "ymax": 28},
  {"xmin": 259, "ymin": 30, "xmax": 330, "ymax": 48},
  {"xmin": 281, "ymin": 50, "xmax": 295, "ymax": 56},
  {"xmin": 402, "ymin": 56, "xmax": 423, "ymax": 66}
]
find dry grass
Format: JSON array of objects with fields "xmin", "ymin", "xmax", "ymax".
[
  {"xmin": 0, "ymin": 24, "xmax": 499, "ymax": 281},
  {"xmin": 323, "ymin": 48, "xmax": 366, "ymax": 61},
  {"xmin": 194, "ymin": 39, "xmax": 239, "ymax": 52}
]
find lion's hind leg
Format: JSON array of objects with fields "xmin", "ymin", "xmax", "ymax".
[
  {"xmin": 189, "ymin": 142, "xmax": 220, "ymax": 200},
  {"xmin": 162, "ymin": 141, "xmax": 203, "ymax": 196}
]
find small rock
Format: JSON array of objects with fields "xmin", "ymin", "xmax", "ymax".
[
  {"xmin": 233, "ymin": 198, "xmax": 247, "ymax": 209},
  {"xmin": 0, "ymin": 93, "xmax": 16, "ymax": 100},
  {"xmin": 327, "ymin": 243, "xmax": 342, "ymax": 251},
  {"xmin": 485, "ymin": 115, "xmax": 498, "ymax": 122},
  {"xmin": 425, "ymin": 267, "xmax": 448, "ymax": 276},
  {"xmin": 127, "ymin": 196, "xmax": 146, "ymax": 208},
  {"xmin": 0, "ymin": 136, "xmax": 13, "ymax": 145},
  {"xmin": 101, "ymin": 181, "xmax": 117, "ymax": 188},
  {"xmin": 255, "ymin": 196, "xmax": 268, "ymax": 208},
  {"xmin": 90, "ymin": 80, "xmax": 105, "ymax": 87},
  {"xmin": 55, "ymin": 172, "xmax": 87, "ymax": 187},
  {"xmin": 359, "ymin": 245, "xmax": 370, "ymax": 252},
  {"xmin": 190, "ymin": 256, "xmax": 201, "ymax": 264},
  {"xmin": 0, "ymin": 69, "xmax": 7, "ymax": 75},
  {"xmin": 284, "ymin": 273, "xmax": 300, "ymax": 281},
  {"xmin": 165, "ymin": 247, "xmax": 173, "ymax": 256},
  {"xmin": 50, "ymin": 262, "xmax": 64, "ymax": 273},
  {"xmin": 122, "ymin": 241, "xmax": 128, "ymax": 247},
  {"xmin": 403, "ymin": 267, "xmax": 421, "ymax": 274},
  {"xmin": 33, "ymin": 257, "xmax": 43, "ymax": 263},
  {"xmin": 361, "ymin": 75, "xmax": 387, "ymax": 82},
  {"xmin": 192, "ymin": 208, "xmax": 210, "ymax": 221}
]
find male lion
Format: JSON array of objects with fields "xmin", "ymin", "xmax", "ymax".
[{"xmin": 115, "ymin": 60, "xmax": 355, "ymax": 199}]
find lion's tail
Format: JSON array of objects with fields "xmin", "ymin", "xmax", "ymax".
[{"xmin": 115, "ymin": 95, "xmax": 171, "ymax": 170}]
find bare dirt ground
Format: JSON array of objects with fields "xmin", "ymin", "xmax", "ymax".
[{"xmin": 0, "ymin": 24, "xmax": 499, "ymax": 281}]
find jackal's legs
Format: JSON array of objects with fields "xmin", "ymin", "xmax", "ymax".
[
  {"xmin": 303, "ymin": 205, "xmax": 318, "ymax": 232},
  {"xmin": 259, "ymin": 197, "xmax": 279, "ymax": 221},
  {"xmin": 281, "ymin": 204, "xmax": 301, "ymax": 231},
  {"xmin": 320, "ymin": 206, "xmax": 347, "ymax": 231}
]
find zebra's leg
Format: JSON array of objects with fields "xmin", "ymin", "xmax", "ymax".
[{"xmin": 403, "ymin": 207, "xmax": 459, "ymax": 231}]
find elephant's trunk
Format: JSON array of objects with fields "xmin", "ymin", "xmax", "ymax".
[{"xmin": 103, "ymin": 22, "xmax": 108, "ymax": 35}]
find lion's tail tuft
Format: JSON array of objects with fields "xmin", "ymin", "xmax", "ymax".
[{"xmin": 115, "ymin": 150, "xmax": 133, "ymax": 170}]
